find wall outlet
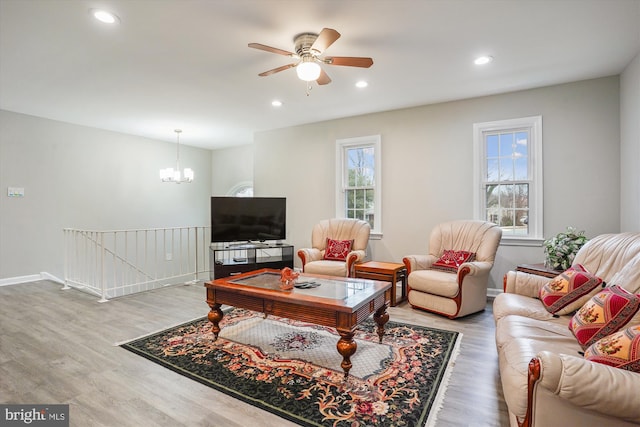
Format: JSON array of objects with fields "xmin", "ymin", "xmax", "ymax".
[{"xmin": 165, "ymin": 253, "xmax": 173, "ymax": 261}]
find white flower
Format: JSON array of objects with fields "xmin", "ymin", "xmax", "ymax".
[{"xmin": 372, "ymin": 401, "xmax": 389, "ymax": 415}]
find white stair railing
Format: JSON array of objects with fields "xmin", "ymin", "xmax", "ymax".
[{"xmin": 63, "ymin": 226, "xmax": 210, "ymax": 302}]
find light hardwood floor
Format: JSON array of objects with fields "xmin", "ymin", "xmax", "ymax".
[{"xmin": 0, "ymin": 281, "xmax": 509, "ymax": 426}]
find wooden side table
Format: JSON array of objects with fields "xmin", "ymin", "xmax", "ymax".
[
  {"xmin": 354, "ymin": 261, "xmax": 407, "ymax": 307},
  {"xmin": 516, "ymin": 263, "xmax": 561, "ymax": 279}
]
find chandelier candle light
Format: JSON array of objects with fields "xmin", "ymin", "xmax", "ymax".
[{"xmin": 160, "ymin": 129, "xmax": 194, "ymax": 184}]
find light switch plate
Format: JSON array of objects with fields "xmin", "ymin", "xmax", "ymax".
[{"xmin": 8, "ymin": 187, "xmax": 25, "ymax": 197}]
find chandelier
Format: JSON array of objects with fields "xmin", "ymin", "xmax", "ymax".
[{"xmin": 160, "ymin": 129, "xmax": 194, "ymax": 184}]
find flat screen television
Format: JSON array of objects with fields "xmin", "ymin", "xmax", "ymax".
[{"xmin": 210, "ymin": 197, "xmax": 286, "ymax": 243}]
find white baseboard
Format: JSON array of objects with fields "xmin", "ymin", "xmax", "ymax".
[
  {"xmin": 41, "ymin": 272, "xmax": 65, "ymax": 284},
  {"xmin": 0, "ymin": 272, "xmax": 64, "ymax": 287},
  {"xmin": 487, "ymin": 287, "xmax": 503, "ymax": 298}
]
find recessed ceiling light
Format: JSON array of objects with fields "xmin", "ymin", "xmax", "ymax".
[
  {"xmin": 474, "ymin": 55, "xmax": 494, "ymax": 65},
  {"xmin": 90, "ymin": 9, "xmax": 120, "ymax": 24},
  {"xmin": 271, "ymin": 100, "xmax": 282, "ymax": 107},
  {"xmin": 355, "ymin": 81, "xmax": 369, "ymax": 88}
]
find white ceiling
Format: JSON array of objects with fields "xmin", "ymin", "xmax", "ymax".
[{"xmin": 1, "ymin": 0, "xmax": 639, "ymax": 149}]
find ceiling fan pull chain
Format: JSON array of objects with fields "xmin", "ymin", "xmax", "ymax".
[{"xmin": 306, "ymin": 82, "xmax": 312, "ymax": 96}]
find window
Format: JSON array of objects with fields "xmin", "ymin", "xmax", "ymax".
[
  {"xmin": 336, "ymin": 135, "xmax": 382, "ymax": 238},
  {"xmin": 228, "ymin": 182, "xmax": 253, "ymax": 197},
  {"xmin": 473, "ymin": 116, "xmax": 543, "ymax": 244}
]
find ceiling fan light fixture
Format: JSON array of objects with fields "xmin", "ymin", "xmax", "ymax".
[
  {"xmin": 249, "ymin": 28, "xmax": 372, "ymax": 88},
  {"xmin": 296, "ymin": 61, "xmax": 321, "ymax": 82}
]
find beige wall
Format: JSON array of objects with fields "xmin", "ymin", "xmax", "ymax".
[
  {"xmin": 620, "ymin": 51, "xmax": 640, "ymax": 231},
  {"xmin": 210, "ymin": 144, "xmax": 253, "ymax": 195},
  {"xmin": 2, "ymin": 73, "xmax": 631, "ymax": 289},
  {"xmin": 244, "ymin": 76, "xmax": 621, "ymax": 290},
  {"xmin": 0, "ymin": 111, "xmax": 213, "ymax": 280}
]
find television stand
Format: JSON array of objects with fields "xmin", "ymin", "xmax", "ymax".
[
  {"xmin": 225, "ymin": 241, "xmax": 271, "ymax": 249},
  {"xmin": 226, "ymin": 241, "xmax": 251, "ymax": 248},
  {"xmin": 209, "ymin": 242, "xmax": 294, "ymax": 279}
]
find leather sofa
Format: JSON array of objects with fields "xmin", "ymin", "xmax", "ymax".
[{"xmin": 493, "ymin": 232, "xmax": 640, "ymax": 427}]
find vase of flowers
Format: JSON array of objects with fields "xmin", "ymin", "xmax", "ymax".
[{"xmin": 543, "ymin": 227, "xmax": 588, "ymax": 271}]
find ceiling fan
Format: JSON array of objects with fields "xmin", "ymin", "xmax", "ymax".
[{"xmin": 248, "ymin": 28, "xmax": 373, "ymax": 85}]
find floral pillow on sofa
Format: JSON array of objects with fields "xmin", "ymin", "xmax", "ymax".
[
  {"xmin": 538, "ymin": 264, "xmax": 604, "ymax": 315},
  {"xmin": 569, "ymin": 285, "xmax": 640, "ymax": 349},
  {"xmin": 584, "ymin": 325, "xmax": 640, "ymax": 373}
]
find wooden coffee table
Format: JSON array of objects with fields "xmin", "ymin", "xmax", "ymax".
[{"xmin": 204, "ymin": 268, "xmax": 391, "ymax": 379}]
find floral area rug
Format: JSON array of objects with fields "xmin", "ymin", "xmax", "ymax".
[{"xmin": 120, "ymin": 308, "xmax": 461, "ymax": 427}]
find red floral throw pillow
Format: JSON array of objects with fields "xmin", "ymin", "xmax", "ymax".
[
  {"xmin": 323, "ymin": 238, "xmax": 354, "ymax": 261},
  {"xmin": 431, "ymin": 250, "xmax": 475, "ymax": 272},
  {"xmin": 584, "ymin": 325, "xmax": 640, "ymax": 373},
  {"xmin": 538, "ymin": 264, "xmax": 604, "ymax": 315},
  {"xmin": 569, "ymin": 285, "xmax": 640, "ymax": 349}
]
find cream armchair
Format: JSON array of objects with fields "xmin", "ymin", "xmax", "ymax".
[
  {"xmin": 297, "ymin": 218, "xmax": 370, "ymax": 277},
  {"xmin": 402, "ymin": 220, "xmax": 502, "ymax": 318}
]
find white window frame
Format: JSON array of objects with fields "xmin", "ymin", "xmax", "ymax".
[
  {"xmin": 473, "ymin": 116, "xmax": 543, "ymax": 246},
  {"xmin": 335, "ymin": 135, "xmax": 382, "ymax": 239}
]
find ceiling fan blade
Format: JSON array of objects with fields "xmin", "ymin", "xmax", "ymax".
[
  {"xmin": 310, "ymin": 28, "xmax": 340, "ymax": 54},
  {"xmin": 258, "ymin": 63, "xmax": 296, "ymax": 77},
  {"xmin": 248, "ymin": 43, "xmax": 296, "ymax": 57},
  {"xmin": 316, "ymin": 68, "xmax": 331, "ymax": 85},
  {"xmin": 325, "ymin": 56, "xmax": 374, "ymax": 68}
]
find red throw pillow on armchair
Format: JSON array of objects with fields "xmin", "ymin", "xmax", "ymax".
[
  {"xmin": 323, "ymin": 238, "xmax": 354, "ymax": 261},
  {"xmin": 431, "ymin": 250, "xmax": 475, "ymax": 272}
]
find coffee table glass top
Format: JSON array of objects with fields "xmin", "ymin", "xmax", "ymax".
[{"xmin": 227, "ymin": 271, "xmax": 370, "ymax": 301}]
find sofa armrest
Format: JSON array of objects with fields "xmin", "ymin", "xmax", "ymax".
[
  {"xmin": 504, "ymin": 270, "xmax": 550, "ymax": 297},
  {"xmin": 525, "ymin": 351, "xmax": 640, "ymax": 425},
  {"xmin": 347, "ymin": 249, "xmax": 367, "ymax": 264},
  {"xmin": 297, "ymin": 248, "xmax": 322, "ymax": 269},
  {"xmin": 402, "ymin": 254, "xmax": 437, "ymax": 275},
  {"xmin": 346, "ymin": 250, "xmax": 367, "ymax": 277},
  {"xmin": 459, "ymin": 260, "xmax": 492, "ymax": 277}
]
